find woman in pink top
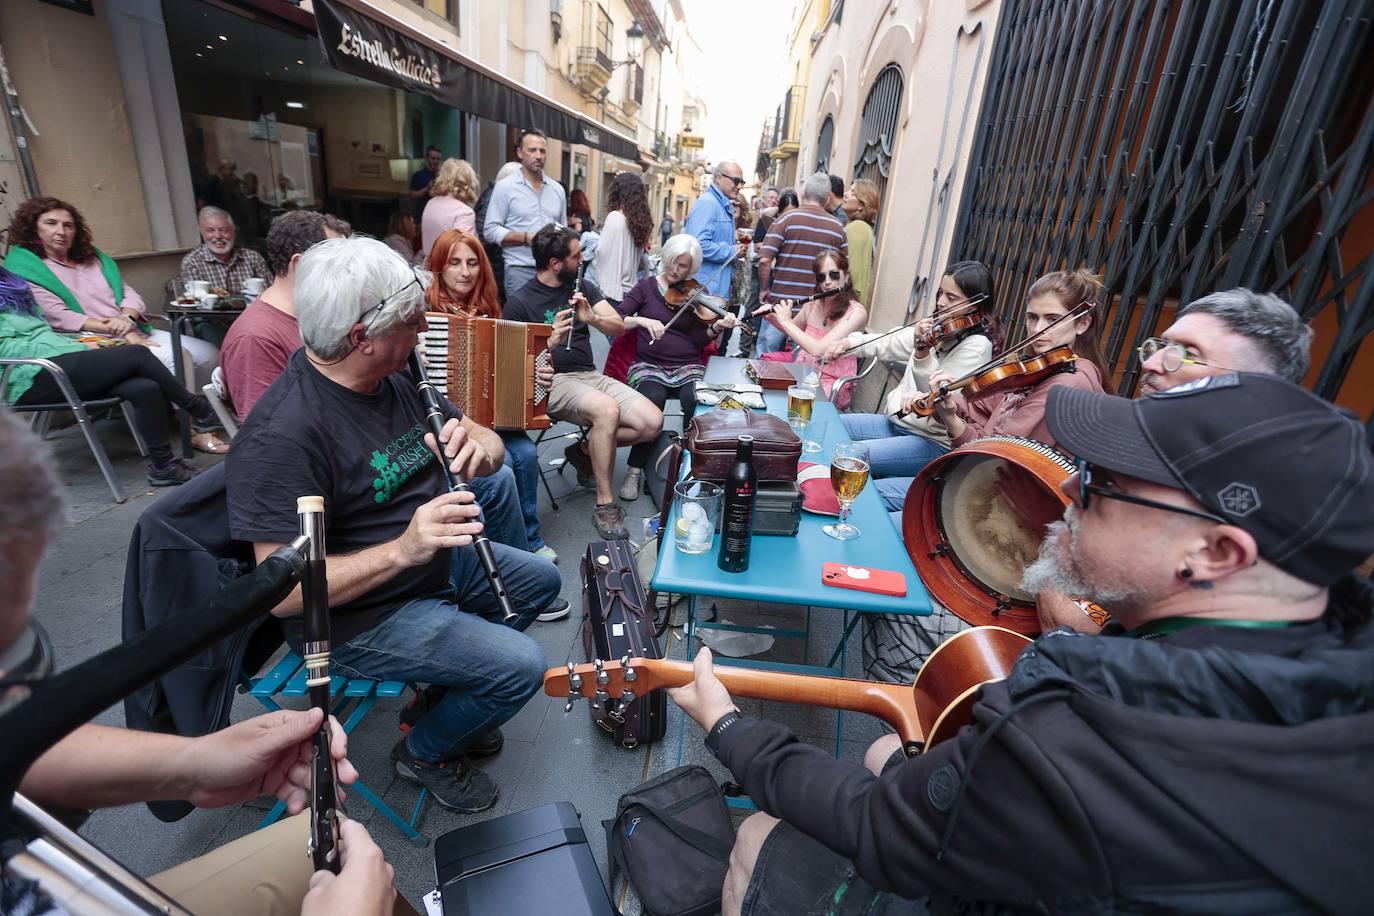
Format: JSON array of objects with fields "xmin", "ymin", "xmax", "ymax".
[
  {"xmin": 420, "ymin": 158, "xmax": 478, "ymax": 260},
  {"xmin": 3, "ymin": 196, "xmax": 227, "ymax": 453},
  {"xmin": 754, "ymin": 249, "xmax": 868, "ymax": 408},
  {"xmin": 926, "ymin": 268, "xmax": 1109, "ymax": 451}
]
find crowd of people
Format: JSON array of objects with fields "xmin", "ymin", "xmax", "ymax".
[{"xmin": 2, "ymin": 121, "xmax": 1371, "ymax": 916}]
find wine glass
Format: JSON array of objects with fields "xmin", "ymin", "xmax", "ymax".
[{"xmin": 823, "ymin": 442, "xmax": 870, "ymax": 540}]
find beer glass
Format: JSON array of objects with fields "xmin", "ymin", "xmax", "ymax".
[
  {"xmin": 786, "ymin": 385, "xmax": 815, "ymax": 423},
  {"xmin": 823, "ymin": 442, "xmax": 870, "ymax": 540}
]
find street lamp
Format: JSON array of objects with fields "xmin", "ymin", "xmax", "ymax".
[{"xmin": 610, "ymin": 22, "xmax": 644, "ymax": 69}]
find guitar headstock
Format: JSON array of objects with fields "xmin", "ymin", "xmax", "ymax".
[{"xmin": 543, "ymin": 656, "xmax": 661, "ymax": 724}]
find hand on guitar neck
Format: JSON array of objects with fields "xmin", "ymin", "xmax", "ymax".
[{"xmin": 543, "ymin": 627, "xmax": 1032, "ymax": 757}]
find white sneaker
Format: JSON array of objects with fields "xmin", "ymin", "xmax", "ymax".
[{"xmin": 619, "ymin": 467, "xmax": 644, "ymax": 501}]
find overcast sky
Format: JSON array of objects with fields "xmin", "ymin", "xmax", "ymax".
[{"xmin": 681, "ymin": 0, "xmax": 794, "ymax": 167}]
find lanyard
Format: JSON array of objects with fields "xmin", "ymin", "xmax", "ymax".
[{"xmin": 1126, "ymin": 616, "xmax": 1309, "ymax": 639}]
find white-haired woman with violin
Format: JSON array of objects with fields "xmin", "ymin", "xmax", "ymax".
[
  {"xmin": 614, "ymin": 232, "xmax": 738, "ymax": 499},
  {"xmin": 753, "ymin": 249, "xmax": 867, "ymax": 408}
]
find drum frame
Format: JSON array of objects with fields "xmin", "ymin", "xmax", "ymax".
[{"xmin": 902, "ymin": 436, "xmax": 1075, "ymax": 635}]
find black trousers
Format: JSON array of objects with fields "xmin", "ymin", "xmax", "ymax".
[
  {"xmin": 628, "ymin": 378, "xmax": 697, "ymax": 469},
  {"xmin": 16, "ymin": 346, "xmax": 199, "ymax": 449}
]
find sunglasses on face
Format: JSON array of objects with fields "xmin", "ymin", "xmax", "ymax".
[
  {"xmin": 816, "ymin": 269, "xmax": 844, "ymax": 282},
  {"xmin": 1074, "ymin": 460, "xmax": 1228, "ymax": 524},
  {"xmin": 1136, "ymin": 337, "xmax": 1235, "ymax": 374},
  {"xmin": 723, "ymin": 175, "xmax": 744, "ymax": 187}
]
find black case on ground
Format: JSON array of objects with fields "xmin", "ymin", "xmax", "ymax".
[
  {"xmin": 581, "ymin": 538, "xmax": 668, "ymax": 747},
  {"xmin": 433, "ymin": 802, "xmax": 616, "ymax": 916}
]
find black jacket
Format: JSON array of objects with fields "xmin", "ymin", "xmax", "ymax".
[
  {"xmin": 719, "ymin": 584, "xmax": 1374, "ymax": 913},
  {"xmin": 121, "ymin": 464, "xmax": 281, "ymax": 821}
]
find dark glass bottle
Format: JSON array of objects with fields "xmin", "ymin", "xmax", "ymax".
[{"xmin": 717, "ymin": 435, "xmax": 757, "ymax": 573}]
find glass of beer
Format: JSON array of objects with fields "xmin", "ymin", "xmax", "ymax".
[
  {"xmin": 823, "ymin": 442, "xmax": 870, "ymax": 541},
  {"xmin": 787, "ymin": 385, "xmax": 815, "ymax": 423}
]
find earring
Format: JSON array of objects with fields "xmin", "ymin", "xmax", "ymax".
[{"xmin": 1179, "ymin": 566, "xmax": 1194, "ymax": 579}]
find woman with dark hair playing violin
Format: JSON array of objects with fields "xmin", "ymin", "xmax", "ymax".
[
  {"xmin": 924, "ymin": 268, "xmax": 1108, "ymax": 452},
  {"xmin": 828, "ymin": 260, "xmax": 1000, "ymax": 511},
  {"xmin": 752, "ymin": 249, "xmax": 868, "ymax": 409},
  {"xmin": 614, "ymin": 232, "xmax": 739, "ymax": 500}
]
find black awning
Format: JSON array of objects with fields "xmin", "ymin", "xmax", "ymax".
[{"xmin": 315, "ymin": 0, "xmax": 639, "ymax": 161}]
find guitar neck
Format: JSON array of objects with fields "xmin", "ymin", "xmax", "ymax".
[{"xmin": 638, "ymin": 659, "xmax": 922, "ymax": 747}]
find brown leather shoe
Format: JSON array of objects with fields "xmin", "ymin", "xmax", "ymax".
[{"xmin": 191, "ymin": 431, "xmax": 230, "ymax": 454}]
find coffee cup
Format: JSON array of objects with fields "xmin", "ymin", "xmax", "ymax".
[
  {"xmin": 189, "ymin": 280, "xmax": 210, "ymax": 299},
  {"xmin": 243, "ymin": 277, "xmax": 266, "ymax": 296}
]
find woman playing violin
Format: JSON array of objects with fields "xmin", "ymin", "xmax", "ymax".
[
  {"xmin": 614, "ymin": 233, "xmax": 739, "ymax": 500},
  {"xmin": 830, "ymin": 260, "xmax": 1000, "ymax": 511},
  {"xmin": 925, "ymin": 268, "xmax": 1108, "ymax": 452},
  {"xmin": 753, "ymin": 249, "xmax": 868, "ymax": 408}
]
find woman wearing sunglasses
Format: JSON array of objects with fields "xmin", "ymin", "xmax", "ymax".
[
  {"xmin": 828, "ymin": 260, "xmax": 999, "ymax": 510},
  {"xmin": 753, "ymin": 249, "xmax": 867, "ymax": 408},
  {"xmin": 926, "ymin": 268, "xmax": 1108, "ymax": 453}
]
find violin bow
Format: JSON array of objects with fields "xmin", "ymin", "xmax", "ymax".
[{"xmin": 653, "ymin": 248, "xmax": 739, "ymax": 345}]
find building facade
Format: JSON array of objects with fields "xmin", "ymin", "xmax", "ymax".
[{"xmin": 0, "ymin": 0, "xmax": 707, "ymax": 307}]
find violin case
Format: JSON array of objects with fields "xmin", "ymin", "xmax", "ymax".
[
  {"xmin": 685, "ymin": 409, "xmax": 801, "ymax": 483},
  {"xmin": 433, "ymin": 802, "xmax": 615, "ymax": 915}
]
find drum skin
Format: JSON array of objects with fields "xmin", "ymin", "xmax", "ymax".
[{"xmin": 902, "ymin": 437, "xmax": 1074, "ymax": 635}]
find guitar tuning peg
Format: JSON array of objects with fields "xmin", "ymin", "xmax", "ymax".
[
  {"xmin": 595, "ymin": 662, "xmax": 610, "ymax": 686},
  {"xmin": 619, "ymin": 654, "xmax": 630, "ymax": 667},
  {"xmin": 593, "ymin": 686, "xmax": 609, "ymax": 710},
  {"xmin": 567, "ymin": 662, "xmax": 583, "ymax": 691},
  {"xmin": 623, "ymin": 664, "xmax": 638, "ymax": 683}
]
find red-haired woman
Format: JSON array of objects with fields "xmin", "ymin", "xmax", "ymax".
[{"xmin": 424, "ymin": 228, "xmax": 558, "ymax": 563}]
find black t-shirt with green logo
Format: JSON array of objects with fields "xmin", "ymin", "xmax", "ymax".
[
  {"xmin": 227, "ymin": 349, "xmax": 462, "ymax": 645},
  {"xmin": 503, "ymin": 274, "xmax": 605, "ymax": 373}
]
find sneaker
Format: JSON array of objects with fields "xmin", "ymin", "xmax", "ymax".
[
  {"xmin": 464, "ymin": 728, "xmax": 505, "ymax": 759},
  {"xmin": 536, "ymin": 598, "xmax": 571, "ymax": 622},
  {"xmin": 593, "ymin": 502, "xmax": 630, "ymax": 539},
  {"xmin": 563, "ymin": 441, "xmax": 595, "ymax": 488},
  {"xmin": 391, "ymin": 738, "xmax": 499, "ymax": 813},
  {"xmin": 147, "ymin": 459, "xmax": 199, "ymax": 487},
  {"xmin": 534, "ymin": 545, "xmax": 559, "ymax": 563},
  {"xmin": 619, "ymin": 467, "xmax": 644, "ymax": 501}
]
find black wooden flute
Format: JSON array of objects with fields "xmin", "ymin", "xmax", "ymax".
[
  {"xmin": 408, "ymin": 350, "xmax": 519, "ymax": 623},
  {"xmin": 296, "ymin": 496, "xmax": 341, "ymax": 874}
]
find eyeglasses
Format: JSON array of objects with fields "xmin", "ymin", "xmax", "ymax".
[
  {"xmin": 1074, "ymin": 460, "xmax": 1228, "ymax": 525},
  {"xmin": 815, "ymin": 269, "xmax": 844, "ymax": 282},
  {"xmin": 0, "ymin": 619, "xmax": 54, "ymax": 716},
  {"xmin": 1136, "ymin": 337, "xmax": 1235, "ymax": 374},
  {"xmin": 358, "ymin": 273, "xmax": 424, "ymax": 332}
]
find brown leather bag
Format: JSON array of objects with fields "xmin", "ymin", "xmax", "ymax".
[{"xmin": 685, "ymin": 410, "xmax": 801, "ymax": 482}]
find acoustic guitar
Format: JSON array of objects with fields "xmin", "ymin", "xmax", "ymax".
[{"xmin": 545, "ymin": 626, "xmax": 1031, "ymax": 757}]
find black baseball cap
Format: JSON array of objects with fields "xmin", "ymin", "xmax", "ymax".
[{"xmin": 1046, "ymin": 373, "xmax": 1374, "ymax": 587}]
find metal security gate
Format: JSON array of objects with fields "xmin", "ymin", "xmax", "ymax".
[
  {"xmin": 853, "ymin": 64, "xmax": 904, "ymax": 207},
  {"xmin": 949, "ymin": 0, "xmax": 1374, "ymax": 403},
  {"xmin": 814, "ymin": 115, "xmax": 834, "ymax": 175}
]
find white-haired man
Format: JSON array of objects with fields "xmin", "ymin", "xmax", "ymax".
[
  {"xmin": 0, "ymin": 407, "xmax": 400, "ymax": 915},
  {"xmin": 672, "ymin": 374, "xmax": 1374, "ymax": 914},
  {"xmin": 755, "ymin": 173, "xmax": 847, "ymax": 355},
  {"xmin": 226, "ymin": 237, "xmax": 561, "ymax": 813}
]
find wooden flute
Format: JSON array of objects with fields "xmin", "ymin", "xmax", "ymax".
[{"xmin": 296, "ymin": 496, "xmax": 342, "ymax": 874}]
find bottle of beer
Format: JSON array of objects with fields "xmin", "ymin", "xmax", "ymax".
[{"xmin": 718, "ymin": 435, "xmax": 757, "ymax": 573}]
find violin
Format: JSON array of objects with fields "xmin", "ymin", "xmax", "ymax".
[
  {"xmin": 665, "ymin": 277, "xmax": 730, "ymax": 322},
  {"xmin": 901, "ymin": 345, "xmax": 1079, "ymax": 418},
  {"xmin": 916, "ymin": 301, "xmax": 986, "ymax": 350}
]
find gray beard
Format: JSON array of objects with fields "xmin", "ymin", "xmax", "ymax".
[{"xmin": 1021, "ymin": 518, "xmax": 1138, "ymax": 608}]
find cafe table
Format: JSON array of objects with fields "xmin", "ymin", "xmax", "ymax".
[{"xmin": 166, "ymin": 301, "xmax": 246, "ymax": 456}]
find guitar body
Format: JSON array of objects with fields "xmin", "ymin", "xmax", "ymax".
[
  {"xmin": 545, "ymin": 626, "xmax": 1033, "ymax": 756},
  {"xmin": 911, "ymin": 626, "xmax": 1032, "ymax": 747}
]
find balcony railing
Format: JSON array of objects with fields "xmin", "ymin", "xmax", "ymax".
[
  {"xmin": 768, "ymin": 84, "xmax": 805, "ymax": 153},
  {"xmin": 576, "ymin": 0, "xmax": 614, "ymax": 88}
]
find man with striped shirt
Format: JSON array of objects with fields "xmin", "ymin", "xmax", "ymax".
[{"xmin": 756, "ymin": 173, "xmax": 848, "ymax": 354}]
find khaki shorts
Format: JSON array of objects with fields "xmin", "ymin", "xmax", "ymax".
[{"xmin": 547, "ymin": 371, "xmax": 650, "ymax": 425}]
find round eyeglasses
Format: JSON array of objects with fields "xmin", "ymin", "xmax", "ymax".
[{"xmin": 1137, "ymin": 337, "xmax": 1235, "ymax": 374}]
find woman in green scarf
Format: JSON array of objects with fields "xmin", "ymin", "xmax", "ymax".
[{"xmin": 0, "ymin": 266, "xmax": 215, "ymax": 486}]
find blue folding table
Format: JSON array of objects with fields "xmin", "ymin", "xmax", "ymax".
[{"xmin": 651, "ymin": 362, "xmax": 932, "ymax": 777}]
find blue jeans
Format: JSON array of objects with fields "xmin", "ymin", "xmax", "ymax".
[
  {"xmin": 504, "ymin": 263, "xmax": 535, "ymax": 299},
  {"xmin": 499, "ymin": 431, "xmax": 545, "ymax": 551},
  {"xmin": 756, "ymin": 321, "xmax": 788, "ymax": 356},
  {"xmin": 330, "ymin": 542, "xmax": 561, "ymax": 762},
  {"xmin": 468, "ymin": 463, "xmax": 529, "ymax": 551},
  {"xmin": 840, "ymin": 413, "xmax": 948, "ymax": 512}
]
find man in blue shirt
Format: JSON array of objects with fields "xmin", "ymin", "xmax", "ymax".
[
  {"xmin": 684, "ymin": 160, "xmax": 746, "ymax": 299},
  {"xmin": 409, "ymin": 145, "xmax": 442, "ymax": 220},
  {"xmin": 483, "ymin": 129, "xmax": 569, "ymax": 298}
]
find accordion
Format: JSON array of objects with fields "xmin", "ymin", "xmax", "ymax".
[{"xmin": 421, "ymin": 313, "xmax": 553, "ymax": 430}]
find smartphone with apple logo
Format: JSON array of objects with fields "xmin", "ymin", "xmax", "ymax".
[{"xmin": 821, "ymin": 563, "xmax": 907, "ymax": 597}]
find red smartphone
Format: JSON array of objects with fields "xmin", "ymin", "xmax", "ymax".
[{"xmin": 821, "ymin": 563, "xmax": 907, "ymax": 597}]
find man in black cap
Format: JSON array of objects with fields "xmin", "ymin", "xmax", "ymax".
[{"xmin": 670, "ymin": 373, "xmax": 1374, "ymax": 915}]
